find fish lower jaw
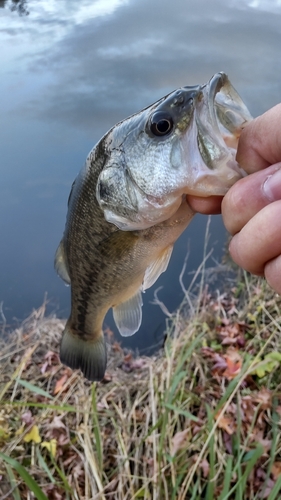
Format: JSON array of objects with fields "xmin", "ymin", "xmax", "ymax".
[{"xmin": 183, "ymin": 165, "xmax": 244, "ymax": 197}]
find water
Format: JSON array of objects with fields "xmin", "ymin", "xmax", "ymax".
[{"xmin": 1, "ymin": 0, "xmax": 281, "ymax": 351}]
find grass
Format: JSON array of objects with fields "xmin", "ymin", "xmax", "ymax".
[{"xmin": 1, "ymin": 266, "xmax": 281, "ymax": 499}]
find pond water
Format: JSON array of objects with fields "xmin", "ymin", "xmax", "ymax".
[{"xmin": 1, "ymin": 0, "xmax": 281, "ymax": 352}]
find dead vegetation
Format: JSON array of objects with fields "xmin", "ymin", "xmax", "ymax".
[{"xmin": 1, "ymin": 269, "xmax": 281, "ymax": 499}]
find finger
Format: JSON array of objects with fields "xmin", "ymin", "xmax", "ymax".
[
  {"xmin": 264, "ymin": 254, "xmax": 281, "ymax": 295},
  {"xmin": 237, "ymin": 103, "xmax": 281, "ymax": 173},
  {"xmin": 228, "ymin": 200, "xmax": 281, "ymax": 275},
  {"xmin": 222, "ymin": 164, "xmax": 281, "ymax": 235},
  {"xmin": 186, "ymin": 195, "xmax": 223, "ymax": 214}
]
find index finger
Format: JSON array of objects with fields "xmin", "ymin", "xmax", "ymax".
[{"xmin": 237, "ymin": 103, "xmax": 281, "ymax": 173}]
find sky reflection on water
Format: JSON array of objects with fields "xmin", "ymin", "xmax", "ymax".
[{"xmin": 1, "ymin": 0, "xmax": 281, "ymax": 351}]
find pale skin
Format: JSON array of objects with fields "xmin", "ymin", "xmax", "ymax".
[{"xmin": 187, "ymin": 104, "xmax": 281, "ymax": 295}]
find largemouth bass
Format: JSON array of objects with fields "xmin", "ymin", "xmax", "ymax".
[{"xmin": 55, "ymin": 72, "xmax": 252, "ymax": 381}]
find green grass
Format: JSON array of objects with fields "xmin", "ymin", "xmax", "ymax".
[{"xmin": 1, "ymin": 270, "xmax": 281, "ymax": 499}]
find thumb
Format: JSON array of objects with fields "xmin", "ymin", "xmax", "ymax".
[{"xmin": 237, "ymin": 103, "xmax": 281, "ymax": 173}]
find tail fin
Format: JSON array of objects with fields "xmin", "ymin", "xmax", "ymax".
[{"xmin": 60, "ymin": 324, "xmax": 107, "ymax": 382}]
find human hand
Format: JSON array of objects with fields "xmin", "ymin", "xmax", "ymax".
[
  {"xmin": 187, "ymin": 104, "xmax": 281, "ymax": 294},
  {"xmin": 221, "ymin": 104, "xmax": 281, "ymax": 294}
]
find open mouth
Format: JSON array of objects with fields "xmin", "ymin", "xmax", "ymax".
[
  {"xmin": 213, "ymin": 72, "xmax": 253, "ymax": 149},
  {"xmin": 196, "ymin": 72, "xmax": 253, "ymax": 171}
]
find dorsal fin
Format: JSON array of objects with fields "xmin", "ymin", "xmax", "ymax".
[
  {"xmin": 142, "ymin": 245, "xmax": 173, "ymax": 291},
  {"xmin": 113, "ymin": 291, "xmax": 143, "ymax": 337}
]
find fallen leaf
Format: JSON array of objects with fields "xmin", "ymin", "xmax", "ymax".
[
  {"xmin": 53, "ymin": 374, "xmax": 68, "ymax": 395},
  {"xmin": 223, "ymin": 431, "xmax": 233, "ymax": 454},
  {"xmin": 254, "ymin": 387, "xmax": 272, "ymax": 410},
  {"xmin": 21, "ymin": 410, "xmax": 33, "ymax": 426},
  {"xmin": 44, "ymin": 484, "xmax": 64, "ymax": 500},
  {"xmin": 48, "ymin": 416, "xmax": 67, "ymax": 430},
  {"xmin": 200, "ymin": 458, "xmax": 210, "ymax": 478},
  {"xmin": 171, "ymin": 429, "xmax": 190, "ymax": 456},
  {"xmin": 255, "ymin": 468, "xmax": 275, "ymax": 498},
  {"xmin": 216, "ymin": 412, "xmax": 236, "ymax": 435},
  {"xmin": 223, "ymin": 348, "xmax": 242, "ymax": 380},
  {"xmin": 41, "ymin": 438, "xmax": 57, "ymax": 458},
  {"xmin": 272, "ymin": 461, "xmax": 281, "ymax": 480},
  {"xmin": 211, "ymin": 353, "xmax": 227, "ymax": 373},
  {"xmin": 24, "ymin": 425, "xmax": 41, "ymax": 444}
]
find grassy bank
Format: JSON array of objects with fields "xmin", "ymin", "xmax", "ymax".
[{"xmin": 1, "ymin": 268, "xmax": 281, "ymax": 499}]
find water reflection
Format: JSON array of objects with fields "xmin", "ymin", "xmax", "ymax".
[
  {"xmin": 0, "ymin": 0, "xmax": 29, "ymax": 15},
  {"xmin": 1, "ymin": 0, "xmax": 281, "ymax": 351}
]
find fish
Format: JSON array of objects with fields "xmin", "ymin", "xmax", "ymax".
[{"xmin": 55, "ymin": 72, "xmax": 252, "ymax": 382}]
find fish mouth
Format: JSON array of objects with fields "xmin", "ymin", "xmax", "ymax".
[{"xmin": 196, "ymin": 72, "xmax": 253, "ymax": 175}]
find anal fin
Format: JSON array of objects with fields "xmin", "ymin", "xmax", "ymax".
[
  {"xmin": 113, "ymin": 291, "xmax": 143, "ymax": 337},
  {"xmin": 142, "ymin": 245, "xmax": 173, "ymax": 291}
]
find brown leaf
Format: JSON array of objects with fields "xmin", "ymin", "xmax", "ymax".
[
  {"xmin": 171, "ymin": 429, "xmax": 190, "ymax": 456},
  {"xmin": 223, "ymin": 431, "xmax": 233, "ymax": 454},
  {"xmin": 223, "ymin": 348, "xmax": 242, "ymax": 380},
  {"xmin": 241, "ymin": 395, "xmax": 255, "ymax": 423},
  {"xmin": 271, "ymin": 461, "xmax": 281, "ymax": 480},
  {"xmin": 200, "ymin": 458, "xmax": 210, "ymax": 478},
  {"xmin": 254, "ymin": 387, "xmax": 272, "ymax": 410},
  {"xmin": 44, "ymin": 484, "xmax": 64, "ymax": 500},
  {"xmin": 255, "ymin": 468, "xmax": 275, "ymax": 498},
  {"xmin": 53, "ymin": 374, "xmax": 68, "ymax": 395},
  {"xmin": 211, "ymin": 353, "xmax": 227, "ymax": 373},
  {"xmin": 216, "ymin": 412, "xmax": 236, "ymax": 435}
]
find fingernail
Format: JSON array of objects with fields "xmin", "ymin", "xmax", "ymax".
[{"xmin": 263, "ymin": 168, "xmax": 281, "ymax": 201}]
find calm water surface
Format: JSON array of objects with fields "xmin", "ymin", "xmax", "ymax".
[{"xmin": 1, "ymin": 0, "xmax": 281, "ymax": 351}]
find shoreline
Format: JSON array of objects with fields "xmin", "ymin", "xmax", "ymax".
[{"xmin": 1, "ymin": 270, "xmax": 281, "ymax": 499}]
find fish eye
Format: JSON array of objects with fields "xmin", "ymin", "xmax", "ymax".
[{"xmin": 150, "ymin": 112, "xmax": 173, "ymax": 136}]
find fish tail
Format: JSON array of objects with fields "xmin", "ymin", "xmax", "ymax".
[{"xmin": 60, "ymin": 323, "xmax": 107, "ymax": 382}]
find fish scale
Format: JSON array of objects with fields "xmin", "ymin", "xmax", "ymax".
[{"xmin": 55, "ymin": 72, "xmax": 252, "ymax": 381}]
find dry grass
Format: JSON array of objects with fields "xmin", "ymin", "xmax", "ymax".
[{"xmin": 1, "ymin": 269, "xmax": 281, "ymax": 499}]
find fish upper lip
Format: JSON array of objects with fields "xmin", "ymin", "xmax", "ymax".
[
  {"xmin": 208, "ymin": 72, "xmax": 228, "ymax": 102},
  {"xmin": 201, "ymin": 72, "xmax": 228, "ymax": 135}
]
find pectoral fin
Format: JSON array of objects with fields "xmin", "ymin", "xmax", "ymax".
[
  {"xmin": 142, "ymin": 245, "xmax": 173, "ymax": 291},
  {"xmin": 55, "ymin": 241, "xmax": 71, "ymax": 285},
  {"xmin": 113, "ymin": 291, "xmax": 143, "ymax": 337}
]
